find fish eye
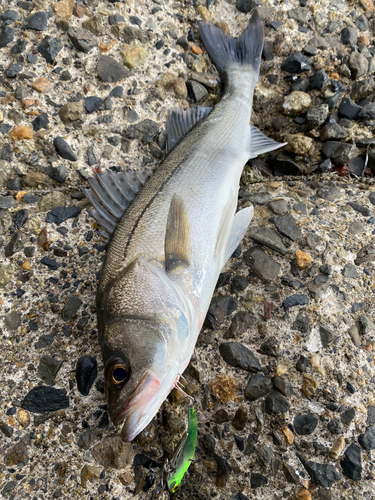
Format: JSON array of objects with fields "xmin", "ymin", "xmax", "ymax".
[
  {"xmin": 112, "ymin": 365, "xmax": 128, "ymax": 384},
  {"xmin": 106, "ymin": 357, "xmax": 130, "ymax": 386}
]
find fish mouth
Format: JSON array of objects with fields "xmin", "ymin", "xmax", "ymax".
[{"xmin": 113, "ymin": 371, "xmax": 162, "ymax": 441}]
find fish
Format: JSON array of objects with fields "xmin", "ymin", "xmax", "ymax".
[{"xmin": 83, "ymin": 15, "xmax": 286, "ymax": 442}]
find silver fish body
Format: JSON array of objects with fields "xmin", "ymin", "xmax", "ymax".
[{"xmin": 86, "ymin": 17, "xmax": 286, "ymax": 441}]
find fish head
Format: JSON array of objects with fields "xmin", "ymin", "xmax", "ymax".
[{"xmin": 101, "ymin": 316, "xmax": 186, "ymax": 442}]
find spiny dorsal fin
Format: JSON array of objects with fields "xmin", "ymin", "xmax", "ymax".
[
  {"xmin": 165, "ymin": 194, "xmax": 190, "ymax": 272},
  {"xmin": 166, "ymin": 106, "xmax": 212, "ymax": 154},
  {"xmin": 249, "ymin": 125, "xmax": 287, "ymax": 159},
  {"xmin": 83, "ymin": 169, "xmax": 149, "ymax": 238}
]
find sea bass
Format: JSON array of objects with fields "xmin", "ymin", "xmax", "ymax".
[{"xmin": 83, "ymin": 16, "xmax": 285, "ymax": 441}]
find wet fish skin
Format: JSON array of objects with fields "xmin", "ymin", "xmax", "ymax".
[{"xmin": 90, "ymin": 16, "xmax": 286, "ymax": 441}]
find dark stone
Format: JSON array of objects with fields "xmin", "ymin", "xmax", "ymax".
[
  {"xmin": 87, "ymin": 144, "xmax": 97, "ymax": 165},
  {"xmin": 6, "ymin": 63, "xmax": 23, "ymax": 78},
  {"xmin": 243, "ymin": 246, "xmax": 280, "ymax": 282},
  {"xmin": 85, "ymin": 96, "xmax": 102, "ymax": 113},
  {"xmin": 38, "ymin": 36, "xmax": 62, "ymax": 63},
  {"xmin": 24, "ymin": 12, "xmax": 48, "ymax": 31},
  {"xmin": 321, "ymin": 142, "xmax": 360, "ymax": 164},
  {"xmin": 23, "ymin": 386, "xmax": 69, "ymax": 413},
  {"xmin": 107, "ymin": 136, "xmax": 121, "ymax": 146},
  {"xmin": 77, "ymin": 428, "xmax": 98, "ymax": 450},
  {"xmin": 177, "ymin": 35, "xmax": 189, "ymax": 51},
  {"xmin": 248, "ymin": 226, "xmax": 288, "ymax": 255},
  {"xmin": 109, "ymin": 14, "xmax": 125, "ymax": 25},
  {"xmin": 54, "ymin": 136, "xmax": 78, "ymax": 161},
  {"xmin": 32, "ymin": 113, "xmax": 49, "ymax": 131},
  {"xmin": 342, "ymin": 263, "xmax": 358, "ymax": 278},
  {"xmin": 341, "ymin": 443, "xmax": 362, "ymax": 481},
  {"xmin": 109, "ymin": 86, "xmax": 124, "ymax": 98},
  {"xmin": 320, "ymin": 122, "xmax": 349, "ymax": 141},
  {"xmin": 216, "ymin": 272, "xmax": 232, "ymax": 289},
  {"xmin": 231, "ymin": 275, "xmax": 248, "ymax": 293},
  {"xmin": 341, "ymin": 27, "xmax": 358, "ymax": 45},
  {"xmin": 283, "ymin": 294, "xmax": 309, "ymax": 310},
  {"xmin": 4, "ymin": 311, "xmax": 22, "ymax": 331},
  {"xmin": 281, "ymin": 275, "xmax": 304, "ymax": 290},
  {"xmin": 358, "ymin": 426, "xmax": 375, "ymax": 450},
  {"xmin": 200, "ymin": 433, "xmax": 216, "ymax": 455},
  {"xmin": 47, "ymin": 164, "xmax": 68, "ymax": 183},
  {"xmin": 274, "ymin": 376, "xmax": 293, "ymax": 397},
  {"xmin": 309, "ymin": 70, "xmax": 329, "ymax": 90},
  {"xmin": 0, "ymin": 424, "xmax": 13, "ymax": 437},
  {"xmin": 0, "ymin": 145, "xmax": 13, "ymax": 161},
  {"xmin": 27, "ymin": 53, "xmax": 37, "ymax": 64},
  {"xmin": 187, "ymin": 81, "xmax": 208, "ymax": 102},
  {"xmin": 291, "ymin": 77, "xmax": 308, "ymax": 92},
  {"xmin": 262, "ymin": 41, "xmax": 274, "ymax": 61},
  {"xmin": 76, "ymin": 355, "xmax": 98, "ymax": 396},
  {"xmin": 204, "ymin": 295, "xmax": 238, "ymax": 329},
  {"xmin": 296, "ymin": 355, "xmax": 309, "ymax": 372},
  {"xmin": 5, "ymin": 230, "xmax": 27, "ymax": 257},
  {"xmin": 356, "ymin": 14, "xmax": 370, "ymax": 31},
  {"xmin": 250, "ymin": 473, "xmax": 268, "ymax": 488},
  {"xmin": 234, "ymin": 435, "xmax": 245, "ymax": 451},
  {"xmin": 281, "ymin": 52, "xmax": 312, "ymax": 73},
  {"xmin": 0, "ymin": 26, "xmax": 14, "ymax": 47},
  {"xmin": 232, "ymin": 405, "xmax": 247, "ymax": 431},
  {"xmin": 125, "ymin": 119, "xmax": 159, "ymax": 144},
  {"xmin": 35, "ymin": 334, "xmax": 54, "ymax": 349},
  {"xmin": 62, "ymin": 294, "xmax": 82, "ymax": 321},
  {"xmin": 67, "ymin": 27, "xmax": 97, "ymax": 53},
  {"xmin": 297, "ymin": 453, "xmax": 342, "ymax": 487},
  {"xmin": 367, "ymin": 406, "xmax": 375, "ymax": 425},
  {"xmin": 346, "ymin": 201, "xmax": 371, "ymax": 216},
  {"xmin": 341, "ymin": 407, "xmax": 355, "ymax": 425},
  {"xmin": 338, "ymin": 98, "xmax": 361, "ymax": 120},
  {"xmin": 245, "ymin": 374, "xmax": 273, "ymax": 401},
  {"xmin": 294, "ymin": 414, "xmax": 318, "ymax": 435},
  {"xmin": 40, "ymin": 256, "xmax": 59, "ymax": 270},
  {"xmin": 320, "ymin": 324, "xmax": 339, "ymax": 347},
  {"xmin": 37, "ymin": 355, "xmax": 62, "ymax": 385},
  {"xmin": 225, "ymin": 310, "xmax": 256, "ymax": 338},
  {"xmin": 266, "ymin": 157, "xmax": 301, "ymax": 176},
  {"xmin": 265, "ymin": 391, "xmax": 290, "ymax": 415},
  {"xmin": 13, "ymin": 209, "xmax": 28, "ymax": 230},
  {"xmin": 348, "ymin": 156, "xmax": 365, "ymax": 176},
  {"xmin": 235, "ymin": 0, "xmax": 261, "ymax": 13},
  {"xmin": 45, "ymin": 206, "xmax": 81, "ymax": 225},
  {"xmin": 0, "ymin": 9, "xmax": 19, "ymax": 22},
  {"xmin": 266, "ymin": 20, "xmax": 284, "ymax": 31},
  {"xmin": 271, "ymin": 214, "xmax": 302, "ymax": 241},
  {"xmin": 327, "ymin": 418, "xmax": 344, "ymax": 435},
  {"xmin": 97, "ymin": 55, "xmax": 129, "ymax": 82},
  {"xmin": 292, "ymin": 313, "xmax": 310, "ymax": 333},
  {"xmin": 219, "ymin": 342, "xmax": 261, "ymax": 372},
  {"xmin": 358, "ymin": 103, "xmax": 375, "ymax": 120},
  {"xmin": 260, "ymin": 337, "xmax": 280, "ymax": 357}
]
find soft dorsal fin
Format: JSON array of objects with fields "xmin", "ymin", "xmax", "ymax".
[
  {"xmin": 82, "ymin": 169, "xmax": 149, "ymax": 239},
  {"xmin": 249, "ymin": 125, "xmax": 287, "ymax": 159},
  {"xmin": 166, "ymin": 106, "xmax": 212, "ymax": 154},
  {"xmin": 165, "ymin": 194, "xmax": 190, "ymax": 272}
]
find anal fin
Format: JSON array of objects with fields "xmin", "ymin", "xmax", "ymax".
[
  {"xmin": 250, "ymin": 125, "xmax": 287, "ymax": 159},
  {"xmin": 165, "ymin": 194, "xmax": 190, "ymax": 272}
]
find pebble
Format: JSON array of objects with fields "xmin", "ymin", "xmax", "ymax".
[
  {"xmin": 265, "ymin": 391, "xmax": 290, "ymax": 415},
  {"xmin": 58, "ymin": 101, "xmax": 85, "ymax": 123},
  {"xmin": 80, "ymin": 464, "xmax": 101, "ymax": 488},
  {"xmin": 61, "ymin": 294, "xmax": 82, "ymax": 321},
  {"xmin": 76, "ymin": 355, "xmax": 98, "ymax": 396},
  {"xmin": 320, "ymin": 122, "xmax": 349, "ymax": 141},
  {"xmin": 47, "ymin": 164, "xmax": 68, "ymax": 183},
  {"xmin": 271, "ymin": 214, "xmax": 302, "ymax": 241},
  {"xmin": 210, "ymin": 374, "xmax": 238, "ymax": 403},
  {"xmin": 225, "ymin": 310, "xmax": 256, "ymax": 338},
  {"xmin": 204, "ymin": 295, "xmax": 237, "ymax": 329},
  {"xmin": 348, "ymin": 51, "xmax": 368, "ymax": 79},
  {"xmin": 338, "ymin": 98, "xmax": 362, "ymax": 119},
  {"xmin": 282, "ymin": 91, "xmax": 312, "ymax": 115},
  {"xmin": 4, "ymin": 439, "xmax": 29, "ymax": 467},
  {"xmin": 358, "ymin": 102, "xmax": 375, "ymax": 120},
  {"xmin": 295, "ymin": 250, "xmax": 312, "ymax": 269},
  {"xmin": 23, "ymin": 386, "xmax": 69, "ymax": 413},
  {"xmin": 84, "ymin": 96, "xmax": 102, "ymax": 113},
  {"xmin": 248, "ymin": 226, "xmax": 288, "ymax": 255},
  {"xmin": 54, "ymin": 136, "xmax": 78, "ymax": 161},
  {"xmin": 348, "ymin": 221, "xmax": 365, "ymax": 235},
  {"xmin": 341, "ymin": 26, "xmax": 358, "ymax": 45},
  {"xmin": 341, "ymin": 443, "xmax": 362, "ymax": 481},
  {"xmin": 10, "ymin": 125, "xmax": 34, "ymax": 141},
  {"xmin": 0, "ymin": 424, "xmax": 14, "ymax": 438},
  {"xmin": 24, "ymin": 12, "xmax": 48, "ymax": 31},
  {"xmin": 187, "ymin": 81, "xmax": 208, "ymax": 102},
  {"xmin": 243, "ymin": 246, "xmax": 280, "ymax": 282},
  {"xmin": 120, "ymin": 46, "xmax": 148, "ymax": 69},
  {"xmin": 232, "ymin": 405, "xmax": 247, "ymax": 430},
  {"xmin": 294, "ymin": 414, "xmax": 318, "ymax": 435},
  {"xmin": 125, "ymin": 119, "xmax": 159, "ymax": 143},
  {"xmin": 97, "ymin": 55, "xmax": 129, "ymax": 82},
  {"xmin": 309, "ymin": 70, "xmax": 329, "ymax": 90},
  {"xmin": 32, "ymin": 113, "xmax": 49, "ymax": 131},
  {"xmin": 4, "ymin": 230, "xmax": 28, "ymax": 257},
  {"xmin": 274, "ymin": 376, "xmax": 293, "ymax": 397},
  {"xmin": 296, "ymin": 453, "xmax": 342, "ymax": 487},
  {"xmin": 281, "ymin": 52, "xmax": 312, "ymax": 73},
  {"xmin": 358, "ymin": 425, "xmax": 375, "ymax": 450},
  {"xmin": 31, "ymin": 77, "xmax": 52, "ymax": 93},
  {"xmin": 38, "ymin": 36, "xmax": 63, "ymax": 63},
  {"xmin": 320, "ymin": 324, "xmax": 339, "ymax": 347},
  {"xmin": 45, "ymin": 207, "xmax": 81, "ymax": 225},
  {"xmin": 37, "ymin": 355, "xmax": 62, "ymax": 385},
  {"xmin": 68, "ymin": 27, "xmax": 97, "ymax": 53},
  {"xmin": 302, "ymin": 374, "xmax": 317, "ymax": 399},
  {"xmin": 40, "ymin": 256, "xmax": 59, "ymax": 270},
  {"xmin": 250, "ymin": 473, "xmax": 268, "ymax": 488},
  {"xmin": 0, "ymin": 26, "xmax": 14, "ymax": 47},
  {"xmin": 4, "ymin": 311, "xmax": 22, "ymax": 331},
  {"xmin": 219, "ymin": 342, "xmax": 261, "ymax": 372},
  {"xmin": 283, "ymin": 294, "xmax": 309, "ymax": 310}
]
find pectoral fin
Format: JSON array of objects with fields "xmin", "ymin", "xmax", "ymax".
[
  {"xmin": 249, "ymin": 125, "xmax": 287, "ymax": 159},
  {"xmin": 223, "ymin": 206, "xmax": 254, "ymax": 265},
  {"xmin": 165, "ymin": 194, "xmax": 190, "ymax": 272}
]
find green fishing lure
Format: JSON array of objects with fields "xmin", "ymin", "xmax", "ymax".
[{"xmin": 166, "ymin": 406, "xmax": 197, "ymax": 493}]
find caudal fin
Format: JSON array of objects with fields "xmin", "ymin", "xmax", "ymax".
[{"xmin": 198, "ymin": 16, "xmax": 264, "ymax": 74}]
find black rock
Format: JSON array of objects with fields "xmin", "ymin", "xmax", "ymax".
[
  {"xmin": 5, "ymin": 230, "xmax": 27, "ymax": 257},
  {"xmin": 38, "ymin": 36, "xmax": 62, "ymax": 63},
  {"xmin": 341, "ymin": 443, "xmax": 362, "ymax": 481},
  {"xmin": 271, "ymin": 214, "xmax": 302, "ymax": 241},
  {"xmin": 23, "ymin": 386, "xmax": 69, "ymax": 413},
  {"xmin": 342, "ymin": 262, "xmax": 358, "ymax": 278},
  {"xmin": 76, "ymin": 355, "xmax": 98, "ymax": 396},
  {"xmin": 0, "ymin": 424, "xmax": 13, "ymax": 437},
  {"xmin": 13, "ymin": 209, "xmax": 28, "ymax": 229},
  {"xmin": 219, "ymin": 342, "xmax": 261, "ymax": 372},
  {"xmin": 226, "ymin": 310, "xmax": 256, "ymax": 338},
  {"xmin": 297, "ymin": 453, "xmax": 342, "ymax": 487},
  {"xmin": 294, "ymin": 413, "xmax": 318, "ymax": 435},
  {"xmin": 320, "ymin": 324, "xmax": 339, "ymax": 347},
  {"xmin": 248, "ymin": 226, "xmax": 288, "ymax": 255},
  {"xmin": 54, "ymin": 136, "xmax": 78, "ymax": 161},
  {"xmin": 0, "ymin": 9, "xmax": 19, "ymax": 22},
  {"xmin": 347, "ymin": 201, "xmax": 371, "ymax": 216},
  {"xmin": 266, "ymin": 20, "xmax": 284, "ymax": 30},
  {"xmin": 358, "ymin": 426, "xmax": 375, "ymax": 450},
  {"xmin": 281, "ymin": 275, "xmax": 304, "ymax": 290},
  {"xmin": 283, "ymin": 294, "xmax": 309, "ymax": 310},
  {"xmin": 27, "ymin": 53, "xmax": 37, "ymax": 64},
  {"xmin": 62, "ymin": 294, "xmax": 82, "ymax": 321},
  {"xmin": 265, "ymin": 391, "xmax": 290, "ymax": 415},
  {"xmin": 37, "ymin": 355, "xmax": 62, "ymax": 385},
  {"xmin": 338, "ymin": 98, "xmax": 361, "ymax": 120},
  {"xmin": 291, "ymin": 77, "xmax": 308, "ymax": 92},
  {"xmin": 327, "ymin": 418, "xmax": 344, "ymax": 435},
  {"xmin": 0, "ymin": 26, "xmax": 14, "ymax": 47},
  {"xmin": 25, "ymin": 12, "xmax": 48, "ymax": 31},
  {"xmin": 320, "ymin": 122, "xmax": 349, "ymax": 141},
  {"xmin": 86, "ymin": 144, "xmax": 97, "ymax": 165},
  {"xmin": 250, "ymin": 473, "xmax": 268, "ymax": 488},
  {"xmin": 6, "ymin": 63, "xmax": 23, "ymax": 78},
  {"xmin": 296, "ymin": 355, "xmax": 309, "ymax": 372},
  {"xmin": 260, "ymin": 337, "xmax": 280, "ymax": 357},
  {"xmin": 367, "ymin": 405, "xmax": 375, "ymax": 425},
  {"xmin": 109, "ymin": 86, "xmax": 124, "ymax": 98},
  {"xmin": 4, "ymin": 311, "xmax": 22, "ymax": 331},
  {"xmin": 109, "ymin": 14, "xmax": 125, "ymax": 25},
  {"xmin": 293, "ymin": 313, "xmax": 310, "ymax": 333},
  {"xmin": 0, "ymin": 195, "xmax": 16, "ymax": 208},
  {"xmin": 204, "ymin": 295, "xmax": 238, "ymax": 329},
  {"xmin": 243, "ymin": 246, "xmax": 280, "ymax": 282},
  {"xmin": 309, "ymin": 70, "xmax": 329, "ymax": 90},
  {"xmin": 47, "ymin": 164, "xmax": 68, "ymax": 183},
  {"xmin": 11, "ymin": 39, "xmax": 28, "ymax": 54},
  {"xmin": 341, "ymin": 27, "xmax": 358, "ymax": 45},
  {"xmin": 45, "ymin": 206, "xmax": 81, "ymax": 225},
  {"xmin": 32, "ymin": 113, "xmax": 49, "ymax": 131},
  {"xmin": 262, "ymin": 40, "xmax": 274, "ymax": 61},
  {"xmin": 356, "ymin": 14, "xmax": 370, "ymax": 31},
  {"xmin": 274, "ymin": 376, "xmax": 293, "ymax": 397},
  {"xmin": 245, "ymin": 374, "xmax": 273, "ymax": 401},
  {"xmin": 234, "ymin": 435, "xmax": 244, "ymax": 451},
  {"xmin": 187, "ymin": 81, "xmax": 208, "ymax": 102},
  {"xmin": 235, "ymin": 0, "xmax": 261, "ymax": 13},
  {"xmin": 176, "ymin": 35, "xmax": 189, "ymax": 51},
  {"xmin": 341, "ymin": 407, "xmax": 355, "ymax": 425},
  {"xmin": 321, "ymin": 142, "xmax": 359, "ymax": 164},
  {"xmin": 281, "ymin": 52, "xmax": 312, "ymax": 73},
  {"xmin": 125, "ymin": 119, "xmax": 159, "ymax": 144},
  {"xmin": 85, "ymin": 96, "xmax": 102, "ymax": 114},
  {"xmin": 97, "ymin": 55, "xmax": 129, "ymax": 82},
  {"xmin": 200, "ymin": 433, "xmax": 216, "ymax": 455},
  {"xmin": 107, "ymin": 136, "xmax": 121, "ymax": 147},
  {"xmin": 40, "ymin": 256, "xmax": 59, "ymax": 270},
  {"xmin": 68, "ymin": 27, "xmax": 97, "ymax": 53},
  {"xmin": 358, "ymin": 102, "xmax": 375, "ymax": 120}
]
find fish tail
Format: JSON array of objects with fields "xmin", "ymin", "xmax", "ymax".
[{"xmin": 198, "ymin": 16, "xmax": 264, "ymax": 75}]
